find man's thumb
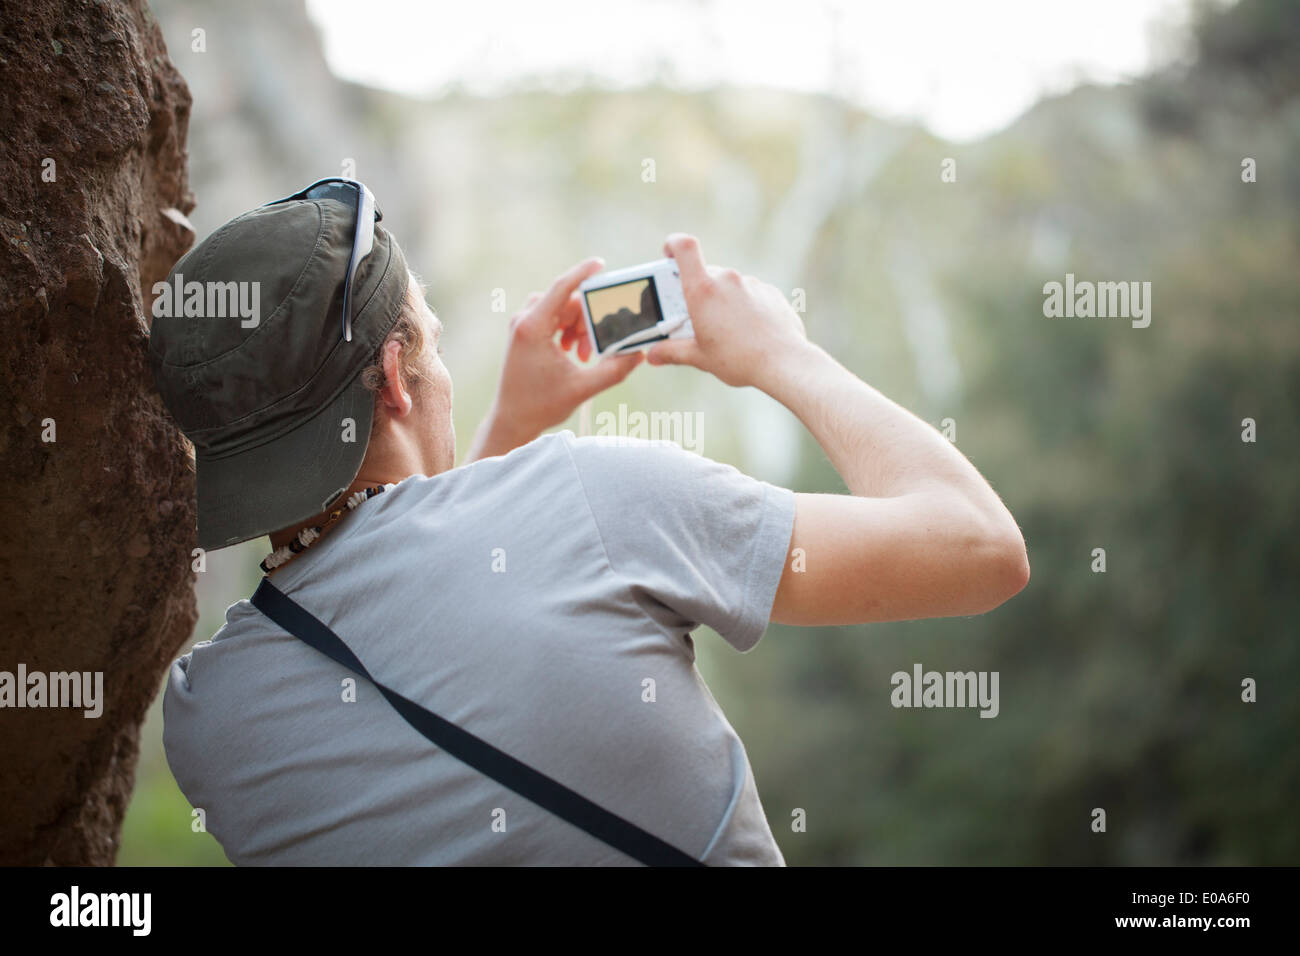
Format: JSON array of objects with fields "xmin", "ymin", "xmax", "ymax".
[
  {"xmin": 645, "ymin": 339, "xmax": 700, "ymax": 368},
  {"xmin": 580, "ymin": 350, "xmax": 642, "ymax": 396}
]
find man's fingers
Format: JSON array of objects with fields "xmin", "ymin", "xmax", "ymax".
[
  {"xmin": 645, "ymin": 338, "xmax": 702, "ymax": 368},
  {"xmin": 555, "ymin": 291, "xmax": 586, "ymax": 352},
  {"xmin": 532, "ymin": 257, "xmax": 604, "ymax": 331},
  {"xmin": 663, "ymin": 233, "xmax": 709, "ymax": 292},
  {"xmin": 511, "ymin": 291, "xmax": 544, "ymax": 337},
  {"xmin": 559, "ymin": 290, "xmax": 585, "ymax": 326}
]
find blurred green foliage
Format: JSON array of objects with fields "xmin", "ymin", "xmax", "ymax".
[
  {"xmin": 710, "ymin": 0, "xmax": 1300, "ymax": 865},
  {"xmin": 121, "ymin": 0, "xmax": 1299, "ymax": 865}
]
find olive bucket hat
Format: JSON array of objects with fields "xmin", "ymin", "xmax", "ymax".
[{"xmin": 148, "ymin": 178, "xmax": 410, "ymax": 551}]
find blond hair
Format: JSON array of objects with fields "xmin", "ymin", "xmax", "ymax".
[{"xmin": 359, "ymin": 271, "xmax": 435, "ymax": 399}]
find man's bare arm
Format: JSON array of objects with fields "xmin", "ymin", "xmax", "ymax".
[
  {"xmin": 646, "ymin": 234, "xmax": 1029, "ymax": 626},
  {"xmin": 759, "ymin": 343, "xmax": 1028, "ymax": 623}
]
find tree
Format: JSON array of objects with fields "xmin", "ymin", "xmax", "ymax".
[{"xmin": 0, "ymin": 0, "xmax": 197, "ymax": 864}]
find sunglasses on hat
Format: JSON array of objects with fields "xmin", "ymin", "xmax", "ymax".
[{"xmin": 264, "ymin": 177, "xmax": 379, "ymax": 343}]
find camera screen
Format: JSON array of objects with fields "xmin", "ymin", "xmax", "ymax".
[{"xmin": 586, "ymin": 277, "xmax": 663, "ymax": 351}]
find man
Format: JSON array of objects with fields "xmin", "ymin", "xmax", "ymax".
[{"xmin": 150, "ymin": 179, "xmax": 1028, "ymax": 866}]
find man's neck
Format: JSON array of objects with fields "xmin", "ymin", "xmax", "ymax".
[
  {"xmin": 267, "ymin": 471, "xmax": 408, "ymax": 553},
  {"xmin": 266, "ymin": 412, "xmax": 450, "ymax": 557}
]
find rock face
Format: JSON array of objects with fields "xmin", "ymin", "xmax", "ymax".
[{"xmin": 0, "ymin": 0, "xmax": 198, "ymax": 864}]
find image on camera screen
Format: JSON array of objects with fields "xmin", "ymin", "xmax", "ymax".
[{"xmin": 586, "ymin": 277, "xmax": 663, "ymax": 351}]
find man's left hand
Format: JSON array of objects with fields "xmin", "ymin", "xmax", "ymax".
[{"xmin": 467, "ymin": 257, "xmax": 643, "ymax": 461}]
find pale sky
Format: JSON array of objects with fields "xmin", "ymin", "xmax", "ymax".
[{"xmin": 305, "ymin": 0, "xmax": 1195, "ymax": 142}]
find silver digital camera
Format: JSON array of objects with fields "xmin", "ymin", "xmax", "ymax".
[{"xmin": 579, "ymin": 258, "xmax": 694, "ymax": 359}]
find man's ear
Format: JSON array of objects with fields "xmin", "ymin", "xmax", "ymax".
[{"xmin": 378, "ymin": 339, "xmax": 413, "ymax": 417}]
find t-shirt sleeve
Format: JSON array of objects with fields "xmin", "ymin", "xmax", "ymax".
[{"xmin": 560, "ymin": 430, "xmax": 796, "ymax": 652}]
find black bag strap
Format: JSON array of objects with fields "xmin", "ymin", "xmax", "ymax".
[{"xmin": 250, "ymin": 577, "xmax": 704, "ymax": 867}]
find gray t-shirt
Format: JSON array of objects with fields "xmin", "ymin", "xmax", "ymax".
[{"xmin": 163, "ymin": 429, "xmax": 796, "ymax": 865}]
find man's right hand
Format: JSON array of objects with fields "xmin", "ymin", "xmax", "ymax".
[{"xmin": 645, "ymin": 233, "xmax": 808, "ymax": 389}]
